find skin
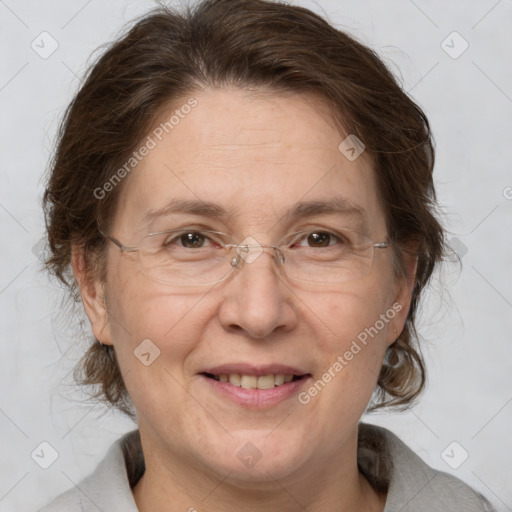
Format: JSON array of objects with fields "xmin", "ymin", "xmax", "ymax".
[{"xmin": 74, "ymin": 87, "xmax": 417, "ymax": 512}]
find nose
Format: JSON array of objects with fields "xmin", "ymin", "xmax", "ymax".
[{"xmin": 217, "ymin": 247, "xmax": 298, "ymax": 339}]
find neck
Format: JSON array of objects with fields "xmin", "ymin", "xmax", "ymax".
[{"xmin": 132, "ymin": 428, "xmax": 386, "ymax": 512}]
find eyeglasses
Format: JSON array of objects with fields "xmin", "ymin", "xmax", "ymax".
[{"xmin": 99, "ymin": 226, "xmax": 391, "ymax": 287}]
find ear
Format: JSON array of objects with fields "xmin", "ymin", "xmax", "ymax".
[
  {"xmin": 386, "ymin": 245, "xmax": 418, "ymax": 346},
  {"xmin": 71, "ymin": 247, "xmax": 112, "ymax": 345}
]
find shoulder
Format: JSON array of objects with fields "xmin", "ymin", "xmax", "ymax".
[
  {"xmin": 358, "ymin": 422, "xmax": 495, "ymax": 512},
  {"xmin": 37, "ymin": 431, "xmax": 142, "ymax": 512}
]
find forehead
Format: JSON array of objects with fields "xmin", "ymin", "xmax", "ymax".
[{"xmin": 113, "ymin": 87, "xmax": 385, "ymax": 235}]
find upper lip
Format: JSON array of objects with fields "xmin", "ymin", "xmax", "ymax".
[{"xmin": 200, "ymin": 363, "xmax": 309, "ymax": 377}]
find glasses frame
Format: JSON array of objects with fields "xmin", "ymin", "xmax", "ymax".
[{"xmin": 98, "ymin": 226, "xmax": 391, "ymax": 287}]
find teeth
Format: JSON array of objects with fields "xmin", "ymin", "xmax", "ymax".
[
  {"xmin": 216, "ymin": 373, "xmax": 297, "ymax": 389},
  {"xmin": 274, "ymin": 374, "xmax": 285, "ymax": 386},
  {"xmin": 240, "ymin": 375, "xmax": 257, "ymax": 389},
  {"xmin": 257, "ymin": 375, "xmax": 275, "ymax": 389},
  {"xmin": 229, "ymin": 374, "xmax": 241, "ymax": 386}
]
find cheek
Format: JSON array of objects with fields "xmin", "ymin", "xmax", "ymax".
[
  {"xmin": 295, "ymin": 290, "xmax": 393, "ymax": 430},
  {"xmin": 289, "ymin": 294, "xmax": 392, "ymax": 452},
  {"xmin": 104, "ymin": 264, "xmax": 212, "ymax": 373},
  {"xmin": 310, "ymin": 285, "xmax": 394, "ymax": 350},
  {"xmin": 105, "ymin": 285, "xmax": 216, "ymax": 427},
  {"xmin": 300, "ymin": 286, "xmax": 395, "ymax": 399}
]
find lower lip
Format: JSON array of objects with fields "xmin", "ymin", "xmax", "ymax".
[{"xmin": 199, "ymin": 374, "xmax": 310, "ymax": 408}]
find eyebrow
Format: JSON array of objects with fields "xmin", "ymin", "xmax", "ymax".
[
  {"xmin": 140, "ymin": 196, "xmax": 366, "ymax": 226},
  {"xmin": 141, "ymin": 199, "xmax": 231, "ymax": 226},
  {"xmin": 285, "ymin": 197, "xmax": 365, "ymax": 220}
]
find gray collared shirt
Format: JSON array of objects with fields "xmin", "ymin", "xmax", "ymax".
[{"xmin": 38, "ymin": 423, "xmax": 494, "ymax": 511}]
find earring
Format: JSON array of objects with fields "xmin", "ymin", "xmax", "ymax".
[{"xmin": 383, "ymin": 329, "xmax": 403, "ymax": 369}]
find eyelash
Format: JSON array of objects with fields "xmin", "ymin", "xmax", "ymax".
[
  {"xmin": 292, "ymin": 231, "xmax": 344, "ymax": 247},
  {"xmin": 162, "ymin": 228, "xmax": 346, "ymax": 249}
]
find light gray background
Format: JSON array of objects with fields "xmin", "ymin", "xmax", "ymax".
[{"xmin": 1, "ymin": 0, "xmax": 511, "ymax": 510}]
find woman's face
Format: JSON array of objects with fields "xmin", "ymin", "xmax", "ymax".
[{"xmin": 80, "ymin": 87, "xmax": 414, "ymax": 485}]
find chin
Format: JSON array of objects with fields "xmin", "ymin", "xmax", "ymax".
[{"xmin": 196, "ymin": 428, "xmax": 311, "ymax": 483}]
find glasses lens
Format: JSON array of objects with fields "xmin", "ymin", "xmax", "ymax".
[
  {"xmin": 138, "ymin": 229, "xmax": 233, "ymax": 286},
  {"xmin": 281, "ymin": 229, "xmax": 376, "ymax": 284}
]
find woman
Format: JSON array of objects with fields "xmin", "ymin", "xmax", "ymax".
[{"xmin": 39, "ymin": 0, "xmax": 494, "ymax": 510}]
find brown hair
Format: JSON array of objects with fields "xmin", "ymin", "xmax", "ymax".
[{"xmin": 43, "ymin": 0, "xmax": 444, "ymax": 416}]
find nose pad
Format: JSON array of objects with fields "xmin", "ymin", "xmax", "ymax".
[
  {"xmin": 274, "ymin": 247, "xmax": 285, "ymax": 266},
  {"xmin": 229, "ymin": 245, "xmax": 285, "ymax": 271}
]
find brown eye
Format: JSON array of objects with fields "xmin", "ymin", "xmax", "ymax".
[
  {"xmin": 306, "ymin": 232, "xmax": 333, "ymax": 247},
  {"xmin": 179, "ymin": 232, "xmax": 207, "ymax": 248}
]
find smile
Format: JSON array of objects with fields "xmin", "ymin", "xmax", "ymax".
[
  {"xmin": 199, "ymin": 366, "xmax": 311, "ymax": 408},
  {"xmin": 202, "ymin": 373, "xmax": 304, "ymax": 389}
]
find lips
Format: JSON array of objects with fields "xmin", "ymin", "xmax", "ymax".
[{"xmin": 199, "ymin": 363, "xmax": 312, "ymax": 408}]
